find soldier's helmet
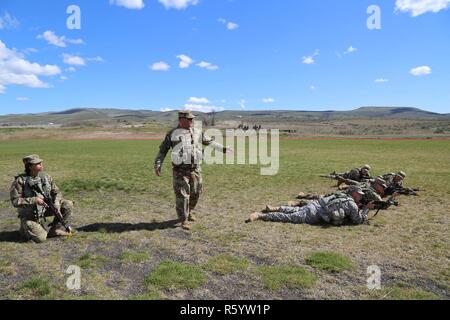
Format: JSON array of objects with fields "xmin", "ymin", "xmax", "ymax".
[
  {"xmin": 374, "ymin": 177, "xmax": 387, "ymax": 188},
  {"xmin": 347, "ymin": 185, "xmax": 365, "ymax": 195},
  {"xmin": 178, "ymin": 110, "xmax": 196, "ymax": 119},
  {"xmin": 22, "ymin": 154, "xmax": 43, "ymax": 165},
  {"xmin": 396, "ymin": 171, "xmax": 406, "ymax": 179},
  {"xmin": 362, "ymin": 164, "xmax": 371, "ymax": 171}
]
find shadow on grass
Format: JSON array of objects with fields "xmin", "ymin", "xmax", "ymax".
[
  {"xmin": 0, "ymin": 230, "xmax": 23, "ymax": 243},
  {"xmin": 77, "ymin": 219, "xmax": 180, "ymax": 233}
]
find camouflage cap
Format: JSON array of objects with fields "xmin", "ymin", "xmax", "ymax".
[
  {"xmin": 362, "ymin": 164, "xmax": 371, "ymax": 170},
  {"xmin": 374, "ymin": 177, "xmax": 387, "ymax": 188},
  {"xmin": 347, "ymin": 185, "xmax": 365, "ymax": 195},
  {"xmin": 178, "ymin": 110, "xmax": 196, "ymax": 119},
  {"xmin": 396, "ymin": 171, "xmax": 406, "ymax": 178},
  {"xmin": 22, "ymin": 154, "xmax": 43, "ymax": 165}
]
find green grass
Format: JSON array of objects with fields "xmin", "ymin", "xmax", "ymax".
[
  {"xmin": 76, "ymin": 253, "xmax": 109, "ymax": 269},
  {"xmin": 145, "ymin": 260, "xmax": 206, "ymax": 290},
  {"xmin": 203, "ymin": 255, "xmax": 249, "ymax": 275},
  {"xmin": 121, "ymin": 251, "xmax": 150, "ymax": 264},
  {"xmin": 305, "ymin": 251, "xmax": 355, "ymax": 272},
  {"xmin": 368, "ymin": 286, "xmax": 441, "ymax": 300},
  {"xmin": 128, "ymin": 288, "xmax": 163, "ymax": 300},
  {"xmin": 1, "ymin": 137, "xmax": 449, "ymax": 300},
  {"xmin": 256, "ymin": 265, "xmax": 317, "ymax": 291},
  {"xmin": 20, "ymin": 277, "xmax": 52, "ymax": 297}
]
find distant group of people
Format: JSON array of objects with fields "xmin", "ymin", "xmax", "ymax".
[{"xmin": 237, "ymin": 124, "xmax": 262, "ymax": 131}]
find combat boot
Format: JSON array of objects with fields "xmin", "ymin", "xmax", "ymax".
[
  {"xmin": 181, "ymin": 220, "xmax": 192, "ymax": 230},
  {"xmin": 245, "ymin": 212, "xmax": 264, "ymax": 223},
  {"xmin": 188, "ymin": 213, "xmax": 197, "ymax": 222},
  {"xmin": 48, "ymin": 226, "xmax": 71, "ymax": 238}
]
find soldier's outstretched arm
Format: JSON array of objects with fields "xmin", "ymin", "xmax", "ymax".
[{"xmin": 201, "ymin": 132, "xmax": 232, "ymax": 153}]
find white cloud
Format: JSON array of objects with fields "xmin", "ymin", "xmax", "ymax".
[
  {"xmin": 0, "ymin": 40, "xmax": 61, "ymax": 93},
  {"xmin": 196, "ymin": 61, "xmax": 218, "ymax": 70},
  {"xmin": 151, "ymin": 61, "xmax": 170, "ymax": 71},
  {"xmin": 60, "ymin": 76, "xmax": 69, "ymax": 81},
  {"xmin": 62, "ymin": 54, "xmax": 86, "ymax": 66},
  {"xmin": 16, "ymin": 97, "xmax": 29, "ymax": 101},
  {"xmin": 66, "ymin": 67, "xmax": 77, "ymax": 72},
  {"xmin": 302, "ymin": 49, "xmax": 319, "ymax": 65},
  {"xmin": 87, "ymin": 56, "xmax": 104, "ymax": 63},
  {"xmin": 188, "ymin": 97, "xmax": 210, "ymax": 104},
  {"xmin": 160, "ymin": 108, "xmax": 174, "ymax": 112},
  {"xmin": 262, "ymin": 98, "xmax": 275, "ymax": 103},
  {"xmin": 410, "ymin": 65, "xmax": 432, "ymax": 76},
  {"xmin": 219, "ymin": 18, "xmax": 239, "ymax": 30},
  {"xmin": 302, "ymin": 56, "xmax": 315, "ymax": 64},
  {"xmin": 184, "ymin": 104, "xmax": 223, "ymax": 113},
  {"xmin": 37, "ymin": 30, "xmax": 84, "ymax": 48},
  {"xmin": 0, "ymin": 12, "xmax": 19, "ymax": 30},
  {"xmin": 158, "ymin": 0, "xmax": 199, "ymax": 10},
  {"xmin": 177, "ymin": 54, "xmax": 194, "ymax": 69},
  {"xmin": 344, "ymin": 46, "xmax": 357, "ymax": 54},
  {"xmin": 395, "ymin": 0, "xmax": 450, "ymax": 16},
  {"xmin": 226, "ymin": 22, "xmax": 239, "ymax": 30},
  {"xmin": 110, "ymin": 0, "xmax": 145, "ymax": 10},
  {"xmin": 309, "ymin": 85, "xmax": 317, "ymax": 91},
  {"xmin": 375, "ymin": 78, "xmax": 389, "ymax": 83},
  {"xmin": 22, "ymin": 48, "xmax": 38, "ymax": 55}
]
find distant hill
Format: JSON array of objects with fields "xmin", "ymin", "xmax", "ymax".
[{"xmin": 0, "ymin": 107, "xmax": 449, "ymax": 126}]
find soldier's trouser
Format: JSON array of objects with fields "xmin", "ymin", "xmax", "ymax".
[
  {"xmin": 262, "ymin": 205, "xmax": 321, "ymax": 225},
  {"xmin": 19, "ymin": 200, "xmax": 73, "ymax": 243},
  {"xmin": 173, "ymin": 168, "xmax": 203, "ymax": 221}
]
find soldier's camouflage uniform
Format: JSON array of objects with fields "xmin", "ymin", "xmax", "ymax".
[
  {"xmin": 382, "ymin": 173, "xmax": 403, "ymax": 189},
  {"xmin": 154, "ymin": 126, "xmax": 227, "ymax": 221},
  {"xmin": 10, "ymin": 172, "xmax": 73, "ymax": 243},
  {"xmin": 261, "ymin": 193, "xmax": 369, "ymax": 226},
  {"xmin": 340, "ymin": 167, "xmax": 371, "ymax": 183}
]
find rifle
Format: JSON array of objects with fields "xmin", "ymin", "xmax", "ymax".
[
  {"xmin": 319, "ymin": 174, "xmax": 342, "ymax": 180},
  {"xmin": 361, "ymin": 196, "xmax": 399, "ymax": 220},
  {"xmin": 385, "ymin": 186, "xmax": 422, "ymax": 197},
  {"xmin": 42, "ymin": 194, "xmax": 73, "ymax": 234}
]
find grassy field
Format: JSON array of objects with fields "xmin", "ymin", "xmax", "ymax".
[{"xmin": 0, "ymin": 137, "xmax": 449, "ymax": 300}]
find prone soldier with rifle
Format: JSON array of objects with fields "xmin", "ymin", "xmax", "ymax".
[
  {"xmin": 320, "ymin": 164, "xmax": 373, "ymax": 187},
  {"xmin": 10, "ymin": 155, "xmax": 74, "ymax": 243}
]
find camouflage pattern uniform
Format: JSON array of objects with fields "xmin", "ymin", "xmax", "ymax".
[
  {"xmin": 154, "ymin": 112, "xmax": 227, "ymax": 222},
  {"xmin": 10, "ymin": 169, "xmax": 73, "ymax": 243},
  {"xmin": 382, "ymin": 171, "xmax": 405, "ymax": 189},
  {"xmin": 355, "ymin": 176, "xmax": 388, "ymax": 204},
  {"xmin": 261, "ymin": 192, "xmax": 369, "ymax": 226},
  {"xmin": 339, "ymin": 164, "xmax": 372, "ymax": 183}
]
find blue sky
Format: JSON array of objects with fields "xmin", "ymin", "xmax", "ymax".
[{"xmin": 0, "ymin": 0, "xmax": 449, "ymax": 115}]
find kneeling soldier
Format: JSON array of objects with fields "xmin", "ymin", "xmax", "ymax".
[{"xmin": 10, "ymin": 155, "xmax": 74, "ymax": 243}]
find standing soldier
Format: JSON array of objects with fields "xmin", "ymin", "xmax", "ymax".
[
  {"xmin": 10, "ymin": 155, "xmax": 74, "ymax": 243},
  {"xmin": 154, "ymin": 110, "xmax": 232, "ymax": 230}
]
